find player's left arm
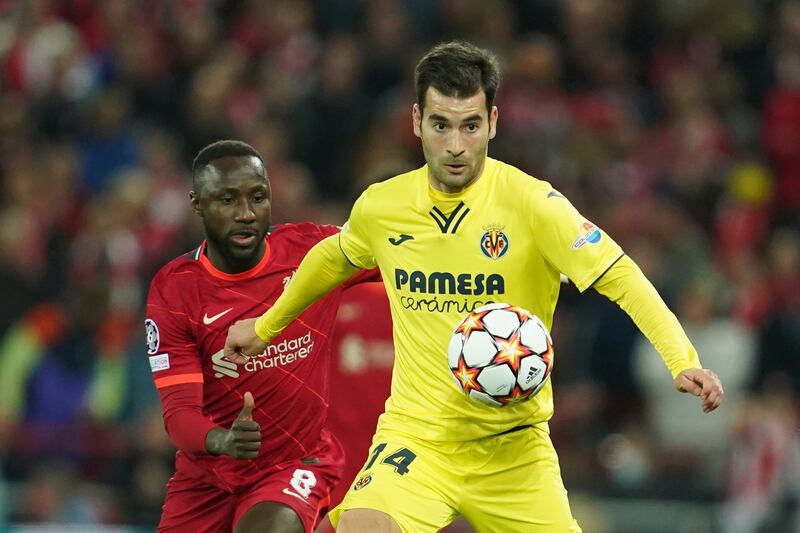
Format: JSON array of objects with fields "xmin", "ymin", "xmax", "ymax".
[
  {"xmin": 592, "ymin": 255, "xmax": 724, "ymax": 413},
  {"xmin": 224, "ymin": 234, "xmax": 361, "ymax": 363},
  {"xmin": 530, "ymin": 184, "xmax": 722, "ymax": 413}
]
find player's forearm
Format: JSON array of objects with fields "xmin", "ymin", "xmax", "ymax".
[
  {"xmin": 255, "ymin": 234, "xmax": 360, "ymax": 342},
  {"xmin": 159, "ymin": 384, "xmax": 219, "ymax": 454},
  {"xmin": 167, "ymin": 409, "xmax": 219, "ymax": 454},
  {"xmin": 592, "ymin": 255, "xmax": 701, "ymax": 377}
]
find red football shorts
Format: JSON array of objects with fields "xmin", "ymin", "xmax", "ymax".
[{"xmin": 158, "ymin": 433, "xmax": 344, "ymax": 532}]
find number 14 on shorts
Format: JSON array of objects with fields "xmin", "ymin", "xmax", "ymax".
[{"xmin": 363, "ymin": 443, "xmax": 417, "ymax": 475}]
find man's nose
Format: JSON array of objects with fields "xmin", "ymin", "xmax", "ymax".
[
  {"xmin": 447, "ymin": 134, "xmax": 465, "ymax": 158},
  {"xmin": 235, "ymin": 202, "xmax": 257, "ymax": 221}
]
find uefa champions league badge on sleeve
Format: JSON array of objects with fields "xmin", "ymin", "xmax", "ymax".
[
  {"xmin": 571, "ymin": 221, "xmax": 602, "ymax": 250},
  {"xmin": 145, "ymin": 319, "xmax": 160, "ymax": 354}
]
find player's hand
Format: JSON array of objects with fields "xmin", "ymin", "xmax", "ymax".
[
  {"xmin": 206, "ymin": 392, "xmax": 261, "ymax": 459},
  {"xmin": 224, "ymin": 318, "xmax": 268, "ymax": 365},
  {"xmin": 673, "ymin": 368, "xmax": 724, "ymax": 413}
]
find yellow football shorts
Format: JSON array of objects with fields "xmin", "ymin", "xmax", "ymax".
[{"xmin": 329, "ymin": 422, "xmax": 581, "ymax": 532}]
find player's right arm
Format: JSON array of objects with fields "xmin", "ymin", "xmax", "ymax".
[
  {"xmin": 146, "ymin": 275, "xmax": 260, "ymax": 459},
  {"xmin": 224, "ymin": 191, "xmax": 377, "ymax": 361}
]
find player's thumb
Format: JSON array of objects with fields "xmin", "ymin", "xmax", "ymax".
[
  {"xmin": 675, "ymin": 374, "xmax": 702, "ymax": 396},
  {"xmin": 223, "ymin": 342, "xmax": 238, "ymax": 360},
  {"xmin": 238, "ymin": 391, "xmax": 255, "ymax": 421}
]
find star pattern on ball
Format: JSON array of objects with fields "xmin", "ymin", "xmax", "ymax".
[
  {"xmin": 453, "ymin": 357, "xmax": 481, "ymax": 391},
  {"xmin": 456, "ymin": 310, "xmax": 488, "ymax": 336},
  {"xmin": 507, "ymin": 305, "xmax": 532, "ymax": 323},
  {"xmin": 540, "ymin": 345, "xmax": 554, "ymax": 372},
  {"xmin": 493, "ymin": 332, "xmax": 533, "ymax": 372},
  {"xmin": 499, "ymin": 385, "xmax": 534, "ymax": 405}
]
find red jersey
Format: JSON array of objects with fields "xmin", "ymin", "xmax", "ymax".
[
  {"xmin": 146, "ymin": 223, "xmax": 374, "ymax": 491},
  {"xmin": 326, "ymin": 282, "xmax": 394, "ymax": 507}
]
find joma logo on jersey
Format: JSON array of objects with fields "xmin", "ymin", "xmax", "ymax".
[{"xmin": 394, "ymin": 269, "xmax": 505, "ymax": 295}]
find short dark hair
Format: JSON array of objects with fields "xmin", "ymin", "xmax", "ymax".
[
  {"xmin": 191, "ymin": 140, "xmax": 265, "ymax": 193},
  {"xmin": 414, "ymin": 41, "xmax": 501, "ymax": 114}
]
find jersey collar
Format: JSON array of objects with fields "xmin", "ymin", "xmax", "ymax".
[
  {"xmin": 423, "ymin": 157, "xmax": 497, "ymax": 208},
  {"xmin": 198, "ymin": 238, "xmax": 271, "ymax": 280}
]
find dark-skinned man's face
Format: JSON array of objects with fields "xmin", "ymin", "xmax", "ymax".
[{"xmin": 191, "ymin": 155, "xmax": 271, "ymax": 273}]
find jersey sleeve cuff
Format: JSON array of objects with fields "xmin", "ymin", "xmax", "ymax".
[{"xmin": 154, "ymin": 372, "xmax": 204, "ymax": 389}]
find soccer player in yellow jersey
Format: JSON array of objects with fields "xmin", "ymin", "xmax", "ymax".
[{"xmin": 224, "ymin": 41, "xmax": 724, "ymax": 532}]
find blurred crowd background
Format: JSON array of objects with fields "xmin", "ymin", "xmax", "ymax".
[{"xmin": 0, "ymin": 0, "xmax": 799, "ymax": 531}]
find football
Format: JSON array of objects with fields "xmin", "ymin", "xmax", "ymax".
[{"xmin": 447, "ymin": 303, "xmax": 554, "ymax": 407}]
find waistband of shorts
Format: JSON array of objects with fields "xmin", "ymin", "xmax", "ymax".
[{"xmin": 493, "ymin": 424, "xmax": 533, "ymax": 437}]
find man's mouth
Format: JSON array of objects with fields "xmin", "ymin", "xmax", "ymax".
[
  {"xmin": 229, "ymin": 230, "xmax": 258, "ymax": 247},
  {"xmin": 445, "ymin": 163, "xmax": 466, "ymax": 174}
]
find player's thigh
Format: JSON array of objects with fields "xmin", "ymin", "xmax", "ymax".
[
  {"xmin": 157, "ymin": 472, "xmax": 234, "ymax": 532},
  {"xmin": 329, "ymin": 435, "xmax": 459, "ymax": 533},
  {"xmin": 235, "ymin": 500, "xmax": 303, "ymax": 533},
  {"xmin": 463, "ymin": 425, "xmax": 581, "ymax": 533},
  {"xmin": 233, "ymin": 453, "xmax": 343, "ymax": 532},
  {"xmin": 337, "ymin": 508, "xmax": 402, "ymax": 533}
]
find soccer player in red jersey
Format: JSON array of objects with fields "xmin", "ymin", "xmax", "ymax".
[{"xmin": 145, "ymin": 140, "xmax": 376, "ymax": 532}]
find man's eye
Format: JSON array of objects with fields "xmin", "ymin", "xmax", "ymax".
[
  {"xmin": 434, "ymin": 123, "xmax": 447, "ymax": 131},
  {"xmin": 221, "ymin": 197, "xmax": 234, "ymax": 204},
  {"xmin": 253, "ymin": 195, "xmax": 265, "ymax": 203},
  {"xmin": 465, "ymin": 123, "xmax": 478, "ymax": 132}
]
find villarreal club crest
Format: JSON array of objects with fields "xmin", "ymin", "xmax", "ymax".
[
  {"xmin": 353, "ymin": 474, "xmax": 372, "ymax": 491},
  {"xmin": 480, "ymin": 224, "xmax": 509, "ymax": 259}
]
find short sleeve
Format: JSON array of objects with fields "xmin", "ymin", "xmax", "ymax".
[
  {"xmin": 145, "ymin": 277, "xmax": 204, "ymax": 389},
  {"xmin": 339, "ymin": 190, "xmax": 378, "ymax": 269},
  {"xmin": 533, "ymin": 189, "xmax": 624, "ymax": 292}
]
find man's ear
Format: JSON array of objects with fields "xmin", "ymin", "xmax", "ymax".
[
  {"xmin": 488, "ymin": 106, "xmax": 498, "ymax": 140},
  {"xmin": 412, "ymin": 103, "xmax": 422, "ymax": 139},
  {"xmin": 189, "ymin": 190, "xmax": 201, "ymax": 216}
]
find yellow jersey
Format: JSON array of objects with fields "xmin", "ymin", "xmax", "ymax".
[{"xmin": 339, "ymin": 158, "xmax": 623, "ymax": 441}]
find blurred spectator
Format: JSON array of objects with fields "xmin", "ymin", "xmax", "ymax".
[
  {"xmin": 633, "ymin": 276, "xmax": 757, "ymax": 493},
  {"xmin": 756, "ymin": 227, "xmax": 800, "ymax": 394},
  {"xmin": 763, "ymin": 1, "xmax": 800, "ymax": 219},
  {"xmin": 291, "ymin": 34, "xmax": 369, "ymax": 198},
  {"xmin": 78, "ymin": 86, "xmax": 141, "ymax": 194},
  {"xmin": 722, "ymin": 379, "xmax": 800, "ymax": 533}
]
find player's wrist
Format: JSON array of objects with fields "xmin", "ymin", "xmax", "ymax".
[
  {"xmin": 670, "ymin": 363, "xmax": 702, "ymax": 380},
  {"xmin": 253, "ymin": 314, "xmax": 273, "ymax": 343}
]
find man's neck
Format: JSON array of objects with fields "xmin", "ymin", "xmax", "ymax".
[{"xmin": 204, "ymin": 241, "xmax": 265, "ymax": 274}]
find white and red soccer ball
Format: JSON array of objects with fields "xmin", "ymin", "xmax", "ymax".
[{"xmin": 448, "ymin": 303, "xmax": 554, "ymax": 407}]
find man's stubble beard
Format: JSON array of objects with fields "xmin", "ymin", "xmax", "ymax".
[{"xmin": 204, "ymin": 222, "xmax": 267, "ymax": 271}]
